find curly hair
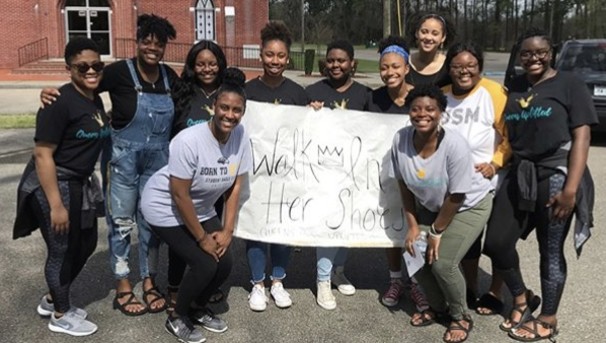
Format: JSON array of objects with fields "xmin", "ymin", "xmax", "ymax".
[
  {"xmin": 326, "ymin": 40, "xmax": 354, "ymax": 60},
  {"xmin": 406, "ymin": 12, "xmax": 456, "ymax": 49},
  {"xmin": 260, "ymin": 21, "xmax": 292, "ymax": 51},
  {"xmin": 445, "ymin": 42, "xmax": 485, "ymax": 72},
  {"xmin": 405, "ymin": 84, "xmax": 448, "ymax": 112},
  {"xmin": 64, "ymin": 37, "xmax": 100, "ymax": 65},
  {"xmin": 136, "ymin": 13, "xmax": 176, "ymax": 44}
]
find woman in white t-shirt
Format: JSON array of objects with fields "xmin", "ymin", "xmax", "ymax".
[
  {"xmin": 141, "ymin": 68, "xmax": 252, "ymax": 343},
  {"xmin": 390, "ymin": 85, "xmax": 493, "ymax": 343}
]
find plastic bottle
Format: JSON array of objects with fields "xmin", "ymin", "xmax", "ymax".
[{"xmin": 415, "ymin": 231, "xmax": 428, "ymax": 257}]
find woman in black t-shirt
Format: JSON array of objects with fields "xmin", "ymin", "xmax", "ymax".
[
  {"xmin": 484, "ymin": 29, "xmax": 597, "ymax": 342},
  {"xmin": 14, "ymin": 38, "xmax": 108, "ymax": 337},
  {"xmin": 404, "ymin": 13, "xmax": 456, "ymax": 88},
  {"xmin": 244, "ymin": 22, "xmax": 307, "ymax": 313}
]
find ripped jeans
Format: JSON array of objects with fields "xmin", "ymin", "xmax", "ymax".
[{"xmin": 107, "ymin": 140, "xmax": 169, "ymax": 280}]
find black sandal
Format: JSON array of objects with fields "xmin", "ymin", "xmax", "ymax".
[
  {"xmin": 113, "ymin": 291, "xmax": 148, "ymax": 316},
  {"xmin": 499, "ymin": 290, "xmax": 541, "ymax": 332},
  {"xmin": 410, "ymin": 309, "xmax": 437, "ymax": 327},
  {"xmin": 166, "ymin": 286, "xmax": 179, "ymax": 315},
  {"xmin": 143, "ymin": 286, "xmax": 167, "ymax": 313},
  {"xmin": 475, "ymin": 293, "xmax": 504, "ymax": 316},
  {"xmin": 443, "ymin": 314, "xmax": 473, "ymax": 343},
  {"xmin": 509, "ymin": 318, "xmax": 558, "ymax": 342}
]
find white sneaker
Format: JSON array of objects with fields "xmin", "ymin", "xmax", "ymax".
[
  {"xmin": 48, "ymin": 312, "xmax": 98, "ymax": 336},
  {"xmin": 316, "ymin": 280, "xmax": 336, "ymax": 310},
  {"xmin": 270, "ymin": 282, "xmax": 292, "ymax": 309},
  {"xmin": 332, "ymin": 268, "xmax": 356, "ymax": 296},
  {"xmin": 248, "ymin": 284, "xmax": 268, "ymax": 312},
  {"xmin": 37, "ymin": 296, "xmax": 87, "ymax": 319}
]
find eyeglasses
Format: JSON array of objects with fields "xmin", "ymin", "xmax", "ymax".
[
  {"xmin": 519, "ymin": 49, "xmax": 550, "ymax": 59},
  {"xmin": 70, "ymin": 62, "xmax": 105, "ymax": 74},
  {"xmin": 450, "ymin": 63, "xmax": 479, "ymax": 72}
]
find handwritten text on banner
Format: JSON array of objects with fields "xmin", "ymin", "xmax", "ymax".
[{"xmin": 235, "ymin": 101, "xmax": 411, "ymax": 247}]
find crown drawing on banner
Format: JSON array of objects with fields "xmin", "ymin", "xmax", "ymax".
[{"xmin": 317, "ymin": 145, "xmax": 344, "ymax": 167}]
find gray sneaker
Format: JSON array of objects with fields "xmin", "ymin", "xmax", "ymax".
[
  {"xmin": 37, "ymin": 296, "xmax": 87, "ymax": 319},
  {"xmin": 165, "ymin": 316, "xmax": 206, "ymax": 343},
  {"xmin": 190, "ymin": 308, "xmax": 228, "ymax": 333},
  {"xmin": 48, "ymin": 312, "xmax": 98, "ymax": 336}
]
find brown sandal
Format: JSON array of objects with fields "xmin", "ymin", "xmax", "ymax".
[
  {"xmin": 443, "ymin": 315, "xmax": 473, "ymax": 343},
  {"xmin": 113, "ymin": 291, "xmax": 148, "ymax": 316},
  {"xmin": 143, "ymin": 286, "xmax": 167, "ymax": 313}
]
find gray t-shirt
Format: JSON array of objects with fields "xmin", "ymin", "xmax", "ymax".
[
  {"xmin": 390, "ymin": 126, "xmax": 491, "ymax": 212},
  {"xmin": 141, "ymin": 123, "xmax": 252, "ymax": 227}
]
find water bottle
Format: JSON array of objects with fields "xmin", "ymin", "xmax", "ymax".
[{"xmin": 415, "ymin": 231, "xmax": 428, "ymax": 257}]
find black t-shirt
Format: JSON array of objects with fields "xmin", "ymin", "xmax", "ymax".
[
  {"xmin": 305, "ymin": 79, "xmax": 371, "ymax": 110},
  {"xmin": 365, "ymin": 86, "xmax": 409, "ymax": 114},
  {"xmin": 172, "ymin": 88, "xmax": 216, "ymax": 136},
  {"xmin": 245, "ymin": 77, "xmax": 309, "ymax": 105},
  {"xmin": 405, "ymin": 62, "xmax": 451, "ymax": 87},
  {"xmin": 98, "ymin": 58, "xmax": 180, "ymax": 129},
  {"xmin": 35, "ymin": 83, "xmax": 110, "ymax": 176},
  {"xmin": 505, "ymin": 72, "xmax": 598, "ymax": 160}
]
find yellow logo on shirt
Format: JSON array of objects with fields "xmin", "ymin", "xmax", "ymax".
[
  {"xmin": 516, "ymin": 94, "xmax": 535, "ymax": 109},
  {"xmin": 331, "ymin": 99, "xmax": 349, "ymax": 109},
  {"xmin": 92, "ymin": 111, "xmax": 105, "ymax": 128},
  {"xmin": 417, "ymin": 169, "xmax": 426, "ymax": 179},
  {"xmin": 203, "ymin": 104, "xmax": 214, "ymax": 117},
  {"xmin": 228, "ymin": 163, "xmax": 238, "ymax": 176}
]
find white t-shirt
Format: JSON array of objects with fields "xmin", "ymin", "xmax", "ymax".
[
  {"xmin": 442, "ymin": 78, "xmax": 510, "ymax": 190},
  {"xmin": 141, "ymin": 123, "xmax": 252, "ymax": 227},
  {"xmin": 390, "ymin": 126, "xmax": 492, "ymax": 212}
]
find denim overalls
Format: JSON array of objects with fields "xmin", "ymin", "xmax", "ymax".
[{"xmin": 107, "ymin": 59, "xmax": 173, "ymax": 280}]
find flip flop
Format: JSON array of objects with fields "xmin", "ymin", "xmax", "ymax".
[{"xmin": 475, "ymin": 293, "xmax": 504, "ymax": 316}]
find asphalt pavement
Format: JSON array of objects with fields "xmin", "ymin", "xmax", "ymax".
[{"xmin": 1, "ymin": 58, "xmax": 605, "ymax": 343}]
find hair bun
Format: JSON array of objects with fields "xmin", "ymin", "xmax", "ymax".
[{"xmin": 222, "ymin": 67, "xmax": 246, "ymax": 88}]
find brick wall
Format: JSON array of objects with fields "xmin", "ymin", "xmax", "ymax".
[{"xmin": 0, "ymin": 0, "xmax": 268, "ymax": 70}]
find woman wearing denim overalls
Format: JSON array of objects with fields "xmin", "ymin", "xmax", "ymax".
[{"xmin": 101, "ymin": 14, "xmax": 178, "ymax": 316}]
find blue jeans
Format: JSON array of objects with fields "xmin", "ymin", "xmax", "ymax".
[
  {"xmin": 107, "ymin": 141, "xmax": 169, "ymax": 279},
  {"xmin": 316, "ymin": 247, "xmax": 348, "ymax": 282},
  {"xmin": 246, "ymin": 240, "xmax": 290, "ymax": 283}
]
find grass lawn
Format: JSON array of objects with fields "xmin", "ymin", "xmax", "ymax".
[
  {"xmin": 0, "ymin": 114, "xmax": 36, "ymax": 129},
  {"xmin": 355, "ymin": 59, "xmax": 379, "ymax": 73}
]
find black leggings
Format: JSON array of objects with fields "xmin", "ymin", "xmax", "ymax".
[
  {"xmin": 167, "ymin": 201, "xmax": 224, "ymax": 288},
  {"xmin": 484, "ymin": 171, "xmax": 571, "ymax": 316},
  {"xmin": 32, "ymin": 180, "xmax": 98, "ymax": 313},
  {"xmin": 152, "ymin": 216, "xmax": 232, "ymax": 316}
]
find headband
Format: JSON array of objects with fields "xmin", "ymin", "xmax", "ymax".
[
  {"xmin": 381, "ymin": 45, "xmax": 410, "ymax": 63},
  {"xmin": 423, "ymin": 14, "xmax": 446, "ymax": 27}
]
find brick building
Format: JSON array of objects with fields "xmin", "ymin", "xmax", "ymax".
[{"xmin": 0, "ymin": 0, "xmax": 269, "ymax": 70}]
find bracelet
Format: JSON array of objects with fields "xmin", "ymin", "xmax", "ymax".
[
  {"xmin": 488, "ymin": 163, "xmax": 497, "ymax": 176},
  {"xmin": 429, "ymin": 223, "xmax": 444, "ymax": 238}
]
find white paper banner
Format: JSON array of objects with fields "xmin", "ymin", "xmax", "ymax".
[{"xmin": 234, "ymin": 101, "xmax": 410, "ymax": 247}]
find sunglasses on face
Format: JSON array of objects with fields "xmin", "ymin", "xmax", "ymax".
[{"xmin": 70, "ymin": 62, "xmax": 105, "ymax": 74}]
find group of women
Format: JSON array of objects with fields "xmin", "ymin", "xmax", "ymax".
[{"xmin": 14, "ymin": 10, "xmax": 596, "ymax": 343}]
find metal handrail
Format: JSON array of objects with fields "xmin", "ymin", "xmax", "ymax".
[
  {"xmin": 17, "ymin": 38, "xmax": 49, "ymax": 66},
  {"xmin": 114, "ymin": 38, "xmax": 307, "ymax": 70}
]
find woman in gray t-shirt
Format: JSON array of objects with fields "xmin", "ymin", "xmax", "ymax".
[
  {"xmin": 141, "ymin": 68, "xmax": 252, "ymax": 343},
  {"xmin": 390, "ymin": 85, "xmax": 492, "ymax": 343}
]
